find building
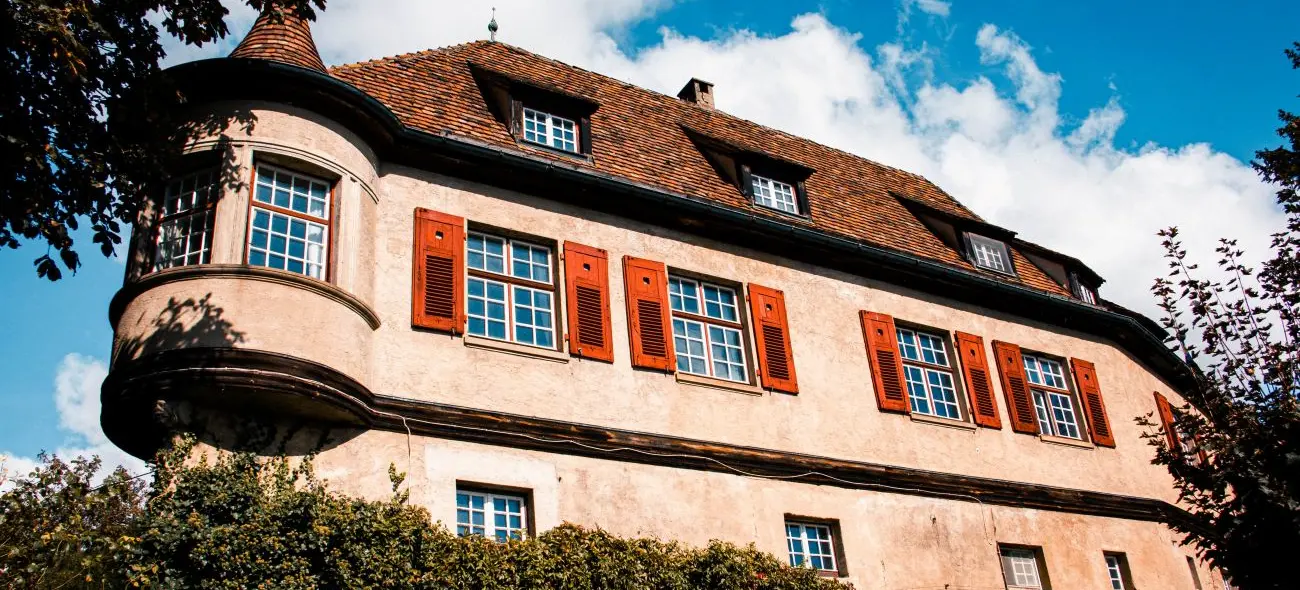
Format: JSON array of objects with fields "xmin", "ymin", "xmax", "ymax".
[{"xmin": 102, "ymin": 8, "xmax": 1226, "ymax": 589}]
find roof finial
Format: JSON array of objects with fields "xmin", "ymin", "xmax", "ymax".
[{"xmin": 488, "ymin": 7, "xmax": 498, "ymax": 42}]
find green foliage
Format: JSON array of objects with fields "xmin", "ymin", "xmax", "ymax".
[
  {"xmin": 1144, "ymin": 41, "xmax": 1300, "ymax": 590},
  {"xmin": 1, "ymin": 441, "xmax": 850, "ymax": 589},
  {"xmin": 1, "ymin": 0, "xmax": 322, "ymax": 280}
]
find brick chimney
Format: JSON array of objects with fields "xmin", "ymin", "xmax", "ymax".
[{"xmin": 677, "ymin": 78, "xmax": 715, "ymax": 109}]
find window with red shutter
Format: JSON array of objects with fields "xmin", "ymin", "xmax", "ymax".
[
  {"xmin": 563, "ymin": 242, "xmax": 613, "ymax": 362},
  {"xmin": 748, "ymin": 284, "xmax": 798, "ymax": 393},
  {"xmin": 860, "ymin": 312, "xmax": 909, "ymax": 413},
  {"xmin": 622, "ymin": 256, "xmax": 674, "ymax": 371},
  {"xmin": 955, "ymin": 332, "xmax": 1002, "ymax": 429},
  {"xmin": 412, "ymin": 208, "xmax": 465, "ymax": 333},
  {"xmin": 991, "ymin": 341, "xmax": 1039, "ymax": 434},
  {"xmin": 1070, "ymin": 358, "xmax": 1116, "ymax": 447},
  {"xmin": 1154, "ymin": 391, "xmax": 1181, "ymax": 450}
]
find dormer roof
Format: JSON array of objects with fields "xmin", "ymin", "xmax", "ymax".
[{"xmin": 230, "ymin": 5, "xmax": 326, "ymax": 72}]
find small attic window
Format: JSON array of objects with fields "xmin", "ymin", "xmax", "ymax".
[
  {"xmin": 1070, "ymin": 272, "xmax": 1098, "ymax": 304},
  {"xmin": 965, "ymin": 233, "xmax": 1014, "ymax": 275},
  {"xmin": 751, "ymin": 174, "xmax": 799, "ymax": 214},
  {"xmin": 522, "ymin": 107, "xmax": 578, "ymax": 153}
]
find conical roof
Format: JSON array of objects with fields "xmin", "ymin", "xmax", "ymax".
[{"xmin": 230, "ymin": 5, "xmax": 326, "ymax": 72}]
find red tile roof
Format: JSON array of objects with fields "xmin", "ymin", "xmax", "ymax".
[
  {"xmin": 230, "ymin": 6, "xmax": 326, "ymax": 73},
  {"xmin": 328, "ymin": 41, "xmax": 1072, "ymax": 297}
]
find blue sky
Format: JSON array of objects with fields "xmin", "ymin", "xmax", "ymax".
[{"xmin": 1, "ymin": 0, "xmax": 1296, "ymax": 472}]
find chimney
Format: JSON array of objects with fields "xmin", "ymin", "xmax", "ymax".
[{"xmin": 677, "ymin": 78, "xmax": 715, "ymax": 109}]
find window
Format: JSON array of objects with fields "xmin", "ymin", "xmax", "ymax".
[
  {"xmin": 522, "ymin": 107, "xmax": 578, "ymax": 153},
  {"xmin": 248, "ymin": 164, "xmax": 330, "ymax": 280},
  {"xmin": 785, "ymin": 521, "xmax": 837, "ymax": 573},
  {"xmin": 968, "ymin": 234, "xmax": 1013, "ymax": 274},
  {"xmin": 1071, "ymin": 274, "xmax": 1098, "ymax": 304},
  {"xmin": 455, "ymin": 489, "xmax": 527, "ymax": 541},
  {"xmin": 669, "ymin": 275, "xmax": 747, "ymax": 382},
  {"xmin": 154, "ymin": 169, "xmax": 218, "ymax": 271},
  {"xmin": 466, "ymin": 232, "xmax": 557, "ymax": 349},
  {"xmin": 1022, "ymin": 354, "xmax": 1082, "ymax": 439},
  {"xmin": 751, "ymin": 174, "xmax": 799, "ymax": 215},
  {"xmin": 896, "ymin": 327, "xmax": 962, "ymax": 420},
  {"xmin": 1104, "ymin": 552, "xmax": 1133, "ymax": 590},
  {"xmin": 999, "ymin": 546, "xmax": 1047, "ymax": 590}
]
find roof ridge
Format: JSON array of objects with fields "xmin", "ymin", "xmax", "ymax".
[{"xmin": 329, "ymin": 40, "xmax": 493, "ymax": 72}]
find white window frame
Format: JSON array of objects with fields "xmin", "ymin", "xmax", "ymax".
[
  {"xmin": 968, "ymin": 234, "xmax": 1012, "ymax": 274},
  {"xmin": 1023, "ymin": 353, "xmax": 1083, "ymax": 439},
  {"xmin": 1000, "ymin": 547, "xmax": 1045, "ymax": 590},
  {"xmin": 895, "ymin": 326, "xmax": 963, "ymax": 420},
  {"xmin": 1106, "ymin": 554, "xmax": 1129, "ymax": 590},
  {"xmin": 247, "ymin": 164, "xmax": 331, "ymax": 280},
  {"xmin": 154, "ymin": 168, "xmax": 218, "ymax": 272},
  {"xmin": 455, "ymin": 489, "xmax": 528, "ymax": 542},
  {"xmin": 668, "ymin": 275, "xmax": 748, "ymax": 382},
  {"xmin": 785, "ymin": 521, "xmax": 837, "ymax": 573},
  {"xmin": 522, "ymin": 107, "xmax": 578, "ymax": 153},
  {"xmin": 751, "ymin": 174, "xmax": 799, "ymax": 215},
  {"xmin": 465, "ymin": 231, "xmax": 558, "ymax": 349}
]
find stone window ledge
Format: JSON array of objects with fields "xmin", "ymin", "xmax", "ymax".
[
  {"xmin": 675, "ymin": 372, "xmax": 765, "ymax": 396},
  {"xmin": 463, "ymin": 334, "xmax": 569, "ymax": 363},
  {"xmin": 1040, "ymin": 433, "xmax": 1094, "ymax": 449},
  {"xmin": 909, "ymin": 412, "xmax": 977, "ymax": 431}
]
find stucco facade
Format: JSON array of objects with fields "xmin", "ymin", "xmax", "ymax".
[{"xmin": 103, "ymin": 16, "xmax": 1226, "ymax": 590}]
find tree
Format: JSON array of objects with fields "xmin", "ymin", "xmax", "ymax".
[
  {"xmin": 0, "ymin": 443, "xmax": 849, "ymax": 589},
  {"xmin": 1, "ymin": 0, "xmax": 321, "ymax": 280},
  {"xmin": 1144, "ymin": 42, "xmax": 1300, "ymax": 590}
]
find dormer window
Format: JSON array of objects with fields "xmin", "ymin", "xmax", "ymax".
[
  {"xmin": 1070, "ymin": 272, "xmax": 1098, "ymax": 304},
  {"xmin": 965, "ymin": 234, "xmax": 1013, "ymax": 275},
  {"xmin": 522, "ymin": 107, "xmax": 578, "ymax": 153},
  {"xmin": 751, "ymin": 174, "xmax": 799, "ymax": 215}
]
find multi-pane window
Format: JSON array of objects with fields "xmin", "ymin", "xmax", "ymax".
[
  {"xmin": 785, "ymin": 521, "xmax": 836, "ymax": 573},
  {"xmin": 248, "ymin": 164, "xmax": 330, "ymax": 280},
  {"xmin": 751, "ymin": 174, "xmax": 799, "ymax": 215},
  {"xmin": 896, "ymin": 327, "xmax": 962, "ymax": 420},
  {"xmin": 1072, "ymin": 276, "xmax": 1098, "ymax": 304},
  {"xmin": 1023, "ymin": 354, "xmax": 1082, "ymax": 439},
  {"xmin": 466, "ymin": 232, "xmax": 557, "ymax": 349},
  {"xmin": 154, "ymin": 169, "xmax": 218, "ymax": 271},
  {"xmin": 669, "ymin": 276, "xmax": 747, "ymax": 382},
  {"xmin": 455, "ymin": 489, "xmax": 527, "ymax": 542},
  {"xmin": 968, "ymin": 234, "xmax": 1012, "ymax": 273},
  {"xmin": 1105, "ymin": 553, "xmax": 1132, "ymax": 590},
  {"xmin": 522, "ymin": 107, "xmax": 578, "ymax": 153},
  {"xmin": 999, "ymin": 547, "xmax": 1045, "ymax": 590}
]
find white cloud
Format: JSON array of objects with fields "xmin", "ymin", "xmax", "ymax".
[
  {"xmin": 1, "ymin": 354, "xmax": 147, "ymax": 490},
  {"xmin": 156, "ymin": 0, "xmax": 1281, "ymax": 330}
]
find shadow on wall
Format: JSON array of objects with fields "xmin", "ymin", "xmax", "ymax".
[{"xmin": 113, "ymin": 294, "xmax": 246, "ymax": 365}]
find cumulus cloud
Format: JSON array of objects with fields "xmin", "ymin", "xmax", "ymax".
[
  {"xmin": 1, "ymin": 354, "xmax": 147, "ymax": 489},
  {"xmin": 159, "ymin": 0, "xmax": 1281, "ymax": 325}
]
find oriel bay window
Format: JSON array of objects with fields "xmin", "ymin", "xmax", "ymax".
[
  {"xmin": 669, "ymin": 275, "xmax": 747, "ymax": 382},
  {"xmin": 247, "ymin": 163, "xmax": 332, "ymax": 280},
  {"xmin": 466, "ymin": 231, "xmax": 557, "ymax": 349},
  {"xmin": 154, "ymin": 168, "xmax": 219, "ymax": 271}
]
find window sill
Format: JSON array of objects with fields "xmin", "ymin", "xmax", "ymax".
[
  {"xmin": 463, "ymin": 334, "xmax": 569, "ymax": 363},
  {"xmin": 675, "ymin": 372, "xmax": 764, "ymax": 396},
  {"xmin": 515, "ymin": 139, "xmax": 592, "ymax": 163},
  {"xmin": 1039, "ymin": 433, "xmax": 1094, "ymax": 449},
  {"xmin": 908, "ymin": 412, "xmax": 977, "ymax": 431}
]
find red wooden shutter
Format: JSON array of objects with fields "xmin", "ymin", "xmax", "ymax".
[
  {"xmin": 955, "ymin": 332, "xmax": 1001, "ymax": 428},
  {"xmin": 1154, "ymin": 391, "xmax": 1180, "ymax": 450},
  {"xmin": 748, "ymin": 284, "xmax": 798, "ymax": 394},
  {"xmin": 411, "ymin": 208, "xmax": 464, "ymax": 333},
  {"xmin": 1070, "ymin": 358, "xmax": 1116, "ymax": 447},
  {"xmin": 860, "ymin": 312, "xmax": 909, "ymax": 413},
  {"xmin": 563, "ymin": 241, "xmax": 613, "ymax": 362},
  {"xmin": 991, "ymin": 341, "xmax": 1039, "ymax": 434},
  {"xmin": 622, "ymin": 256, "xmax": 674, "ymax": 371}
]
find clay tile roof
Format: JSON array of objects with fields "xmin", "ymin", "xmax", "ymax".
[
  {"xmin": 230, "ymin": 5, "xmax": 326, "ymax": 72},
  {"xmin": 328, "ymin": 41, "xmax": 1074, "ymax": 297}
]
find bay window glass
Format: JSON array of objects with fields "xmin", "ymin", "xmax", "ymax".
[{"xmin": 247, "ymin": 164, "xmax": 330, "ymax": 280}]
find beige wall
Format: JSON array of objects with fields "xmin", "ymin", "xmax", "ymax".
[
  {"xmin": 115, "ymin": 101, "xmax": 1215, "ymax": 586},
  {"xmin": 254, "ymin": 428, "xmax": 1221, "ymax": 590}
]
